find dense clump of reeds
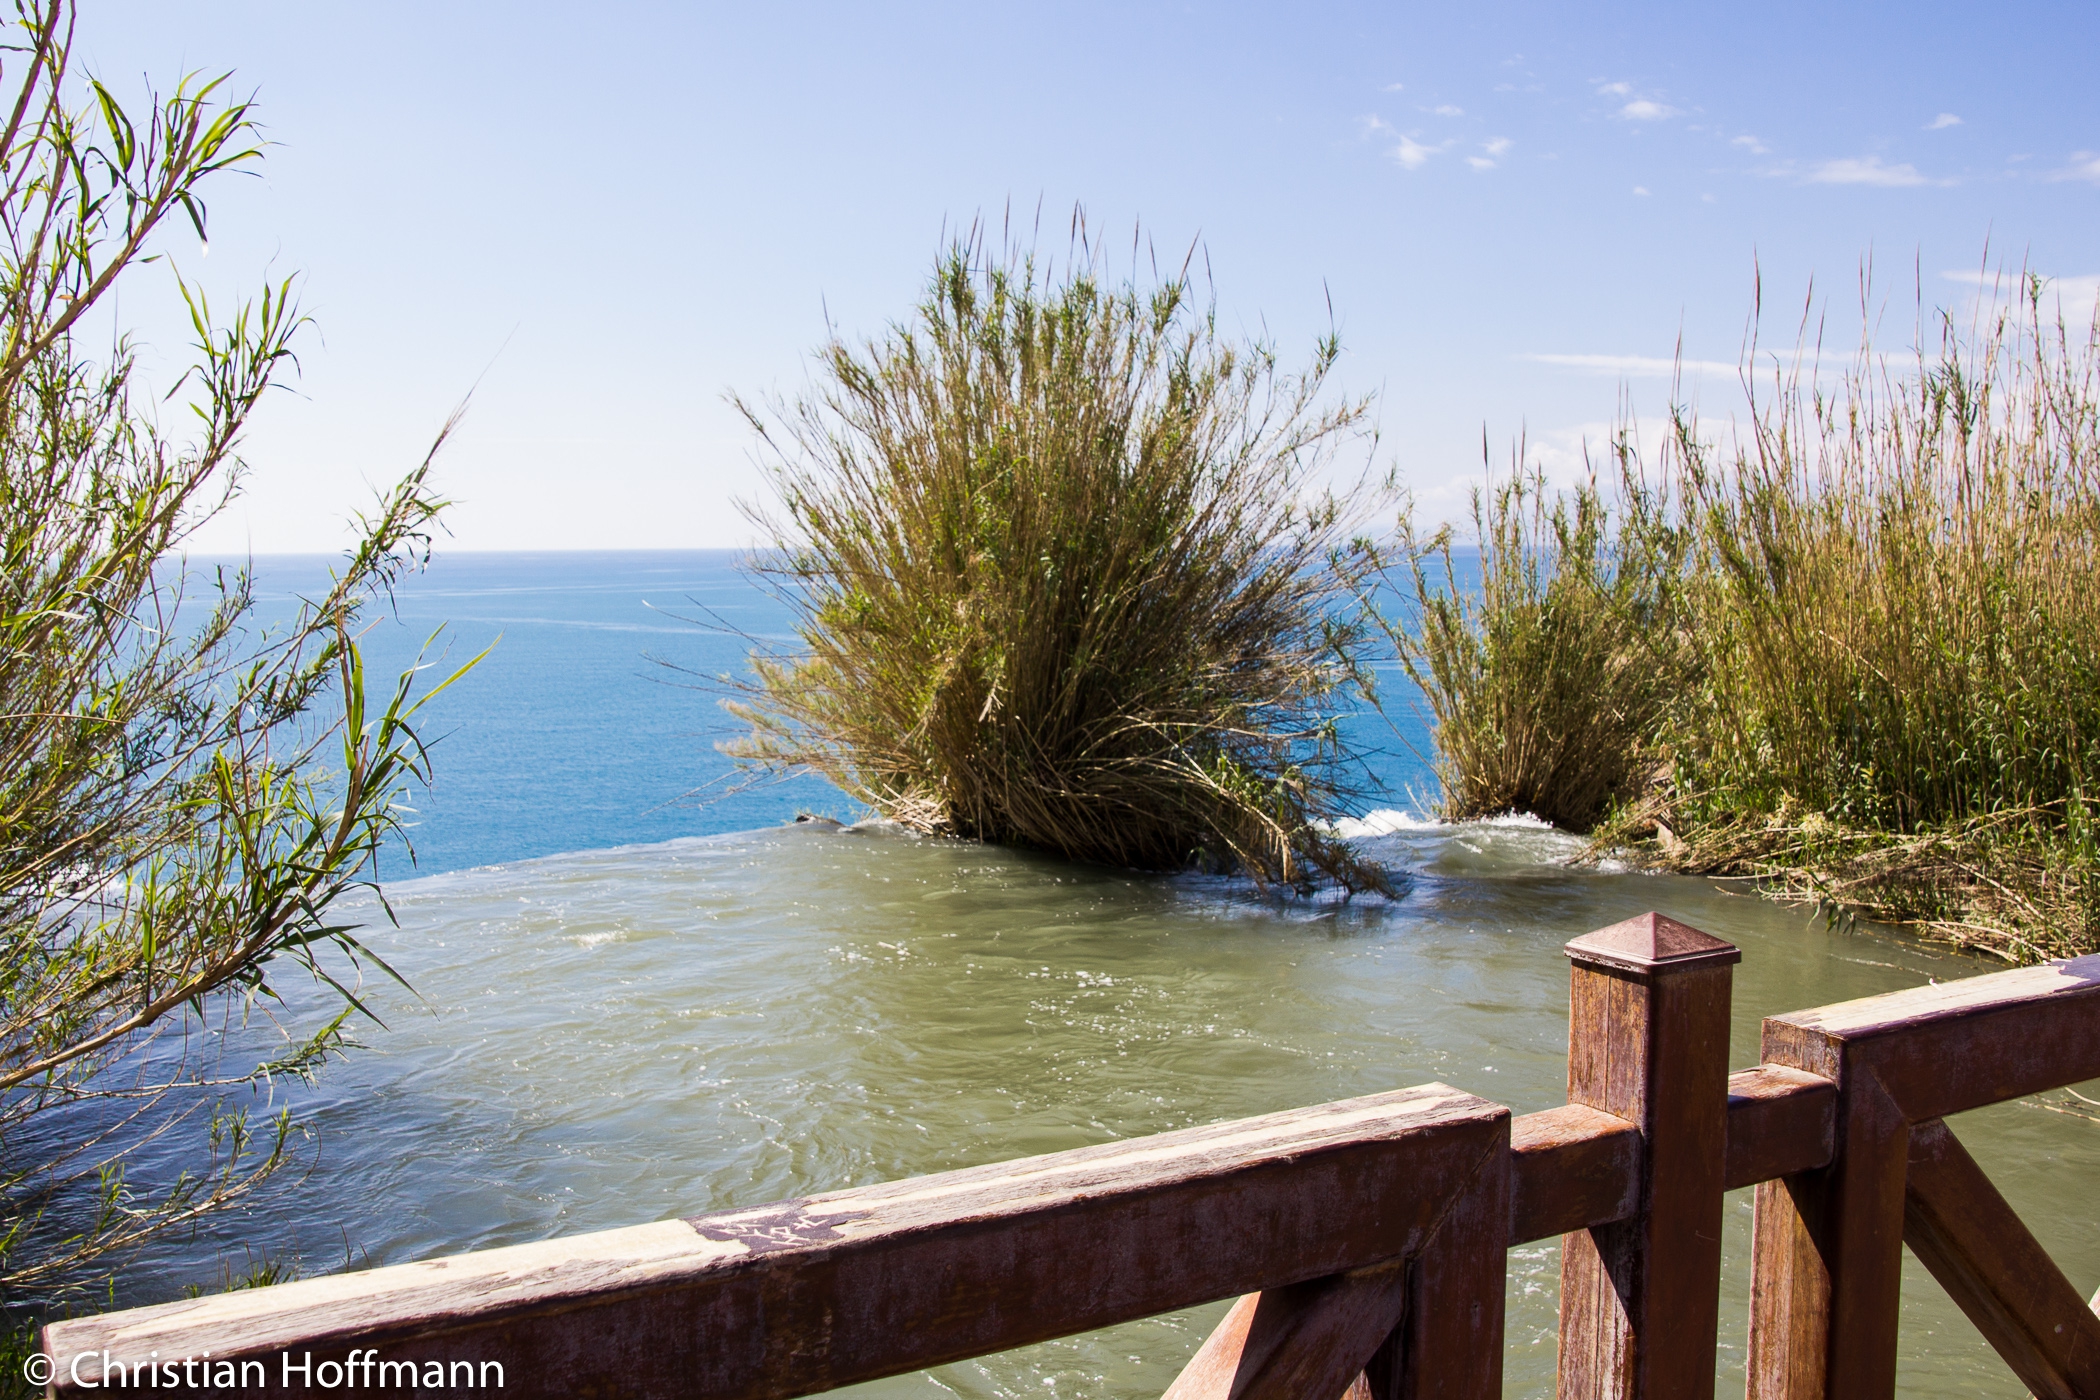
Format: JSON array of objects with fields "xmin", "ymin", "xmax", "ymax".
[
  {"xmin": 728, "ymin": 235, "xmax": 1392, "ymax": 891},
  {"xmin": 1392, "ymin": 276, "xmax": 2100, "ymax": 959},
  {"xmin": 1386, "ymin": 446, "xmax": 1683, "ymax": 831}
]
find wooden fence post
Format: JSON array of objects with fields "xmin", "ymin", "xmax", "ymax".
[
  {"xmin": 1746, "ymin": 1025, "xmax": 1912, "ymax": 1399},
  {"xmin": 1556, "ymin": 912, "xmax": 1739, "ymax": 1400}
]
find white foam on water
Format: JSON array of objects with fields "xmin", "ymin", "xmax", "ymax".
[
  {"xmin": 1326, "ymin": 808, "xmax": 1560, "ymax": 839},
  {"xmin": 1475, "ymin": 811, "xmax": 1558, "ymax": 830},
  {"xmin": 1325, "ymin": 808, "xmax": 1442, "ymax": 837}
]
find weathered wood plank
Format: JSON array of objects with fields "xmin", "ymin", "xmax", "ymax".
[
  {"xmin": 1386, "ymin": 1124, "xmax": 1508, "ymax": 1400},
  {"xmin": 1746, "ymin": 1057, "xmax": 1909, "ymax": 1400},
  {"xmin": 1511, "ymin": 1105, "xmax": 1641, "ymax": 1243},
  {"xmin": 1166, "ymin": 1103, "xmax": 1510, "ymax": 1400},
  {"xmin": 44, "ymin": 1084, "xmax": 1505, "ymax": 1400},
  {"xmin": 1764, "ymin": 955, "xmax": 2100, "ymax": 1121},
  {"xmin": 1502, "ymin": 1067, "xmax": 1835, "ymax": 1249},
  {"xmin": 1160, "ymin": 1266, "xmax": 1408, "ymax": 1400},
  {"xmin": 1558, "ymin": 913, "xmax": 1739, "ymax": 1400},
  {"xmin": 1745, "ymin": 1174, "xmax": 1833, "ymax": 1400},
  {"xmin": 1724, "ymin": 1067, "xmax": 1835, "ymax": 1191},
  {"xmin": 1901, "ymin": 1117, "xmax": 2100, "ymax": 1400}
]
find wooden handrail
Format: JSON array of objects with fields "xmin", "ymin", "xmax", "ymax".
[
  {"xmin": 36, "ymin": 925, "xmax": 2100, "ymax": 1400},
  {"xmin": 44, "ymin": 1084, "xmax": 1509, "ymax": 1400},
  {"xmin": 1505, "ymin": 1066, "xmax": 1833, "ymax": 1246},
  {"xmin": 1764, "ymin": 953, "xmax": 2100, "ymax": 1120}
]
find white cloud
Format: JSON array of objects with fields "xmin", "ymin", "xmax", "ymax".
[
  {"xmin": 1522, "ymin": 419, "xmax": 1697, "ymax": 492},
  {"xmin": 1518, "ymin": 423, "xmax": 1618, "ymax": 491},
  {"xmin": 1469, "ymin": 138, "xmax": 1513, "ymax": 169},
  {"xmin": 2048, "ymin": 276, "xmax": 2100, "ymax": 326},
  {"xmin": 1390, "ymin": 135, "xmax": 1447, "ymax": 170},
  {"xmin": 2051, "ymin": 152, "xmax": 2100, "ymax": 183},
  {"xmin": 1926, "ymin": 113, "xmax": 1963, "ymax": 130},
  {"xmin": 1522, "ymin": 353, "xmax": 1739, "ymax": 378},
  {"xmin": 1383, "ymin": 82, "xmax": 1406, "ymax": 92},
  {"xmin": 1433, "ymin": 104, "xmax": 1464, "ymax": 116},
  {"xmin": 1501, "ymin": 417, "xmax": 1715, "ymax": 495},
  {"xmin": 1357, "ymin": 114, "xmax": 1394, "ymax": 139},
  {"xmin": 1596, "ymin": 81, "xmax": 1631, "ymax": 96},
  {"xmin": 1806, "ymin": 156, "xmax": 1935, "ymax": 187},
  {"xmin": 1632, "ymin": 186, "xmax": 1651, "ymax": 196},
  {"xmin": 1619, "ymin": 99, "xmax": 1677, "ymax": 121},
  {"xmin": 1731, "ymin": 134, "xmax": 1770, "ymax": 155}
]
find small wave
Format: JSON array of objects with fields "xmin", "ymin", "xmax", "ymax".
[
  {"xmin": 1475, "ymin": 812, "xmax": 1558, "ymax": 830},
  {"xmin": 1327, "ymin": 809, "xmax": 1443, "ymax": 838},
  {"xmin": 1327, "ymin": 808, "xmax": 1560, "ymax": 839}
]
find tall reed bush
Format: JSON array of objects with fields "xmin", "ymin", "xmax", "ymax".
[
  {"xmin": 1393, "ymin": 276, "xmax": 2100, "ymax": 960},
  {"xmin": 1385, "ymin": 448, "xmax": 1683, "ymax": 831},
  {"xmin": 729, "ymin": 235, "xmax": 1390, "ymax": 891}
]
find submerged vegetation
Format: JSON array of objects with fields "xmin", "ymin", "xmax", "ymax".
[
  {"xmin": 0, "ymin": 0, "xmax": 464, "ymax": 1324},
  {"xmin": 1389, "ymin": 275, "xmax": 2100, "ymax": 961},
  {"xmin": 729, "ymin": 230, "xmax": 1391, "ymax": 891}
]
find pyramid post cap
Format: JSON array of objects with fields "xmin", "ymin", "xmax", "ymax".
[{"xmin": 1564, "ymin": 912, "xmax": 1741, "ymax": 978}]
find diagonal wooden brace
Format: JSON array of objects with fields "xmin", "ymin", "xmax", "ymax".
[
  {"xmin": 1901, "ymin": 1117, "xmax": 2100, "ymax": 1400},
  {"xmin": 1162, "ymin": 1263, "xmax": 1409, "ymax": 1400},
  {"xmin": 1161, "ymin": 1125, "xmax": 1509, "ymax": 1400}
]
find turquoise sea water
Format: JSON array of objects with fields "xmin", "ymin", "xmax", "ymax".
[
  {"xmin": 233, "ymin": 549, "xmax": 1437, "ymax": 875},
  {"xmin": 236, "ymin": 549, "xmax": 840, "ymax": 874}
]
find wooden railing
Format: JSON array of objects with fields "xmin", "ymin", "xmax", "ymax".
[{"xmin": 38, "ymin": 911, "xmax": 2100, "ymax": 1399}]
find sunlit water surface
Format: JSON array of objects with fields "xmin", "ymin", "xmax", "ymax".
[{"xmin": 119, "ymin": 816, "xmax": 2100, "ymax": 1399}]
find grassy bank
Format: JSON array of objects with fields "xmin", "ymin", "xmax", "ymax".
[{"xmin": 1389, "ymin": 277, "xmax": 2100, "ymax": 960}]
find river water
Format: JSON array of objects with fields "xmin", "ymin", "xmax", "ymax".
[
  {"xmin": 105, "ymin": 552, "xmax": 2100, "ymax": 1397},
  {"xmin": 126, "ymin": 817, "xmax": 2098, "ymax": 1398}
]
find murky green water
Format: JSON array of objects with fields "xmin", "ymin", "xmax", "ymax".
[{"xmin": 138, "ymin": 817, "xmax": 2100, "ymax": 1397}]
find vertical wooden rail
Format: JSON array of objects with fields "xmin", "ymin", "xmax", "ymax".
[
  {"xmin": 1386, "ymin": 1127, "xmax": 1511, "ymax": 1400},
  {"xmin": 1746, "ymin": 1033, "xmax": 1911, "ymax": 1399},
  {"xmin": 1556, "ymin": 913, "xmax": 1739, "ymax": 1400}
]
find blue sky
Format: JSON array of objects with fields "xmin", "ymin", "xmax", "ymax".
[{"xmin": 87, "ymin": 1, "xmax": 2100, "ymax": 552}]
